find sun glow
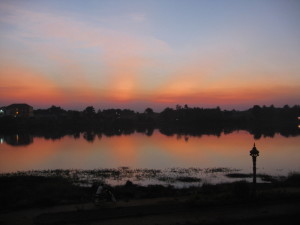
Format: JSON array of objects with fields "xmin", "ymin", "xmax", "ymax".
[{"xmin": 0, "ymin": 1, "xmax": 299, "ymax": 109}]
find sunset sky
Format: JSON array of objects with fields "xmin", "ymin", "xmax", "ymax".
[{"xmin": 0, "ymin": 0, "xmax": 299, "ymax": 111}]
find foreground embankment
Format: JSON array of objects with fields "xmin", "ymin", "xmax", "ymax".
[{"xmin": 0, "ymin": 173, "xmax": 300, "ymax": 224}]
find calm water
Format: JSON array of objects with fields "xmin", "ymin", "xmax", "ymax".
[{"xmin": 1, "ymin": 130, "xmax": 300, "ymax": 177}]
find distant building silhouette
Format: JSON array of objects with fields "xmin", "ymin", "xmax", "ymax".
[{"xmin": 4, "ymin": 104, "xmax": 34, "ymax": 117}]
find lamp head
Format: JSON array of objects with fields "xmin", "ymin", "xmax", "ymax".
[{"xmin": 250, "ymin": 143, "xmax": 259, "ymax": 157}]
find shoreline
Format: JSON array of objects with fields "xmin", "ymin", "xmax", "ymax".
[
  {"xmin": 0, "ymin": 167, "xmax": 284, "ymax": 188},
  {"xmin": 1, "ymin": 171, "xmax": 299, "ymax": 210}
]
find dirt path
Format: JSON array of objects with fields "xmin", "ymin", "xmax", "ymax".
[
  {"xmin": 89, "ymin": 201, "xmax": 300, "ymax": 225},
  {"xmin": 0, "ymin": 198, "xmax": 299, "ymax": 225}
]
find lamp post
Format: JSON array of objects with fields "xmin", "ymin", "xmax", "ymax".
[{"xmin": 250, "ymin": 143, "xmax": 259, "ymax": 195}]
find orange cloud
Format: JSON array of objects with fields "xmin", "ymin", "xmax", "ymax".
[
  {"xmin": 149, "ymin": 56, "xmax": 300, "ymax": 106},
  {"xmin": 151, "ymin": 84, "xmax": 300, "ymax": 106},
  {"xmin": 1, "ymin": 2, "xmax": 299, "ymax": 109},
  {"xmin": 0, "ymin": 62, "xmax": 65, "ymax": 105},
  {"xmin": 0, "ymin": 4, "xmax": 170, "ymax": 104}
]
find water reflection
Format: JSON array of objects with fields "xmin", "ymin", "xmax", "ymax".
[
  {"xmin": 83, "ymin": 131, "xmax": 96, "ymax": 142},
  {"xmin": 0, "ymin": 130, "xmax": 300, "ymax": 176},
  {"xmin": 0, "ymin": 134, "xmax": 33, "ymax": 146},
  {"xmin": 1, "ymin": 126, "xmax": 299, "ymax": 146}
]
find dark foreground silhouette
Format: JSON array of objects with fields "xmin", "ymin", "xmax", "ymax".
[{"xmin": 0, "ymin": 173, "xmax": 300, "ymax": 225}]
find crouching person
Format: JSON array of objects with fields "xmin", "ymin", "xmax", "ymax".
[
  {"xmin": 95, "ymin": 184, "xmax": 117, "ymax": 205},
  {"xmin": 95, "ymin": 183, "xmax": 104, "ymax": 205}
]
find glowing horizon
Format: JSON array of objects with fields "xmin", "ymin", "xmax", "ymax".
[{"xmin": 1, "ymin": 0, "xmax": 300, "ymax": 111}]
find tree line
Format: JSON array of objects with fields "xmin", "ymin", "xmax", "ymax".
[{"xmin": 0, "ymin": 105, "xmax": 299, "ymax": 139}]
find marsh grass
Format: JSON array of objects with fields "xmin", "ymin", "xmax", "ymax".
[
  {"xmin": 157, "ymin": 176, "xmax": 201, "ymax": 183},
  {"xmin": 1, "ymin": 167, "xmax": 240, "ymax": 188},
  {"xmin": 225, "ymin": 173, "xmax": 278, "ymax": 182}
]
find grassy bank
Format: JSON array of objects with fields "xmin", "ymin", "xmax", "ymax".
[{"xmin": 1, "ymin": 172, "xmax": 300, "ymax": 211}]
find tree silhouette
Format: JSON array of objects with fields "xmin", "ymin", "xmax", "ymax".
[
  {"xmin": 83, "ymin": 106, "xmax": 96, "ymax": 117},
  {"xmin": 144, "ymin": 108, "xmax": 154, "ymax": 114}
]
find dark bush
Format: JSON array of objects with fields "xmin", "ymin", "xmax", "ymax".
[
  {"xmin": 0, "ymin": 175, "xmax": 91, "ymax": 209},
  {"xmin": 232, "ymin": 181, "xmax": 250, "ymax": 198},
  {"xmin": 285, "ymin": 173, "xmax": 300, "ymax": 186}
]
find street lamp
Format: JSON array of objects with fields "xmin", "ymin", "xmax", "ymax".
[{"xmin": 250, "ymin": 143, "xmax": 259, "ymax": 195}]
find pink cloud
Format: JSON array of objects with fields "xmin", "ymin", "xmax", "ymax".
[
  {"xmin": 0, "ymin": 2, "xmax": 171, "ymax": 103},
  {"xmin": 1, "ymin": 2, "xmax": 299, "ymax": 109}
]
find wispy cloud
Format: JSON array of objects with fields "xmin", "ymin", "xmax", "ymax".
[
  {"xmin": 0, "ymin": 2, "xmax": 170, "ymax": 103},
  {"xmin": 1, "ymin": 1, "xmax": 299, "ymax": 109},
  {"xmin": 129, "ymin": 13, "xmax": 146, "ymax": 23}
]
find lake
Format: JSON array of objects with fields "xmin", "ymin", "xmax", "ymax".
[{"xmin": 1, "ymin": 130, "xmax": 299, "ymax": 177}]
